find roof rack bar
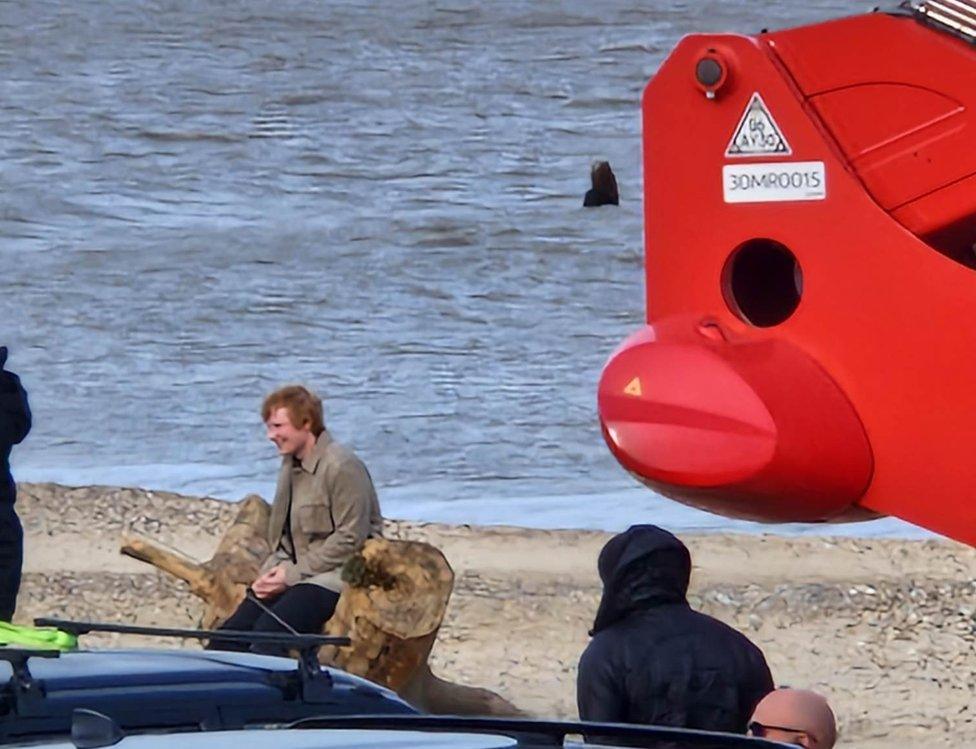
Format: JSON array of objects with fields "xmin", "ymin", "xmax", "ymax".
[
  {"xmin": 33, "ymin": 618, "xmax": 350, "ymax": 648},
  {"xmin": 32, "ymin": 617, "xmax": 349, "ymax": 705}
]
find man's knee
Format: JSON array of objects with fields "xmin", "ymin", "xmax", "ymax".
[
  {"xmin": 247, "ymin": 585, "xmax": 339, "ymax": 656},
  {"xmin": 254, "ymin": 583, "xmax": 339, "ymax": 634},
  {"xmin": 208, "ymin": 586, "xmax": 339, "ymax": 655},
  {"xmin": 253, "ymin": 589, "xmax": 338, "ymax": 634},
  {"xmin": 205, "ymin": 598, "xmax": 263, "ymax": 651}
]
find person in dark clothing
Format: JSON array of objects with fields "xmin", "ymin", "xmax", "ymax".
[
  {"xmin": 0, "ymin": 347, "xmax": 31, "ymax": 622},
  {"xmin": 577, "ymin": 525, "xmax": 773, "ymax": 735},
  {"xmin": 583, "ymin": 161, "xmax": 619, "ymax": 207}
]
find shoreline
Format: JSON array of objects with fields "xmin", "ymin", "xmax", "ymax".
[
  {"xmin": 12, "ymin": 472, "xmax": 933, "ymax": 540},
  {"xmin": 16, "ymin": 482, "xmax": 976, "ymax": 748}
]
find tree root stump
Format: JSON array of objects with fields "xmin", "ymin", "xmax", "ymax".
[{"xmin": 120, "ymin": 494, "xmax": 522, "ymax": 716}]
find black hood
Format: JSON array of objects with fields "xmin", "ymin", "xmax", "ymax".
[{"xmin": 590, "ymin": 524, "xmax": 691, "ymax": 634}]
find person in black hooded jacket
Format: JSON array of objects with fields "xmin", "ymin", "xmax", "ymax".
[
  {"xmin": 577, "ymin": 524, "xmax": 773, "ymax": 735},
  {"xmin": 0, "ymin": 347, "xmax": 31, "ymax": 621}
]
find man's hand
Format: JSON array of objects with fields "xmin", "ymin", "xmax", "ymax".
[{"xmin": 251, "ymin": 565, "xmax": 289, "ymax": 599}]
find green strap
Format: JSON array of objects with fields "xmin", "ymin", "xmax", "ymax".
[{"xmin": 0, "ymin": 621, "xmax": 77, "ymax": 651}]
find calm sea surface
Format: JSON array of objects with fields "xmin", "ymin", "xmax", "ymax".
[{"xmin": 0, "ymin": 0, "xmax": 923, "ymax": 535}]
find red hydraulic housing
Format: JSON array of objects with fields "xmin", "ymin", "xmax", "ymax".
[{"xmin": 597, "ymin": 4, "xmax": 976, "ymax": 543}]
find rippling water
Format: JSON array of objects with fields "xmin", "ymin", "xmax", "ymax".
[{"xmin": 0, "ymin": 0, "xmax": 922, "ymax": 534}]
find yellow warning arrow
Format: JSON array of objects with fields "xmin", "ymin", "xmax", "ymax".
[{"xmin": 623, "ymin": 377, "xmax": 642, "ymax": 397}]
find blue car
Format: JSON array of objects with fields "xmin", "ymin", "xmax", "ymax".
[
  {"xmin": 0, "ymin": 620, "xmax": 415, "ymax": 744},
  {"xmin": 2, "ymin": 621, "xmax": 791, "ymax": 749}
]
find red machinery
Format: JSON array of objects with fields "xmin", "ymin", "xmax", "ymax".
[{"xmin": 597, "ymin": 2, "xmax": 976, "ymax": 543}]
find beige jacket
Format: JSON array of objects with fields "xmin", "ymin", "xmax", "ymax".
[{"xmin": 261, "ymin": 430, "xmax": 383, "ymax": 592}]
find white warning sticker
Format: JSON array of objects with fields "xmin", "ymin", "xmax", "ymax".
[
  {"xmin": 726, "ymin": 93, "xmax": 791, "ymax": 157},
  {"xmin": 723, "ymin": 162, "xmax": 826, "ymax": 203}
]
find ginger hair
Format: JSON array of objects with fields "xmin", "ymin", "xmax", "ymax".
[{"xmin": 261, "ymin": 385, "xmax": 324, "ymax": 436}]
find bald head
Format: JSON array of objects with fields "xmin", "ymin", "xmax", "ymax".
[{"xmin": 749, "ymin": 688, "xmax": 837, "ymax": 749}]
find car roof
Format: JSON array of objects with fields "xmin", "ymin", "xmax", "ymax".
[
  {"xmin": 17, "ymin": 728, "xmax": 520, "ymax": 749},
  {"xmin": 0, "ymin": 648, "xmax": 415, "ymax": 742},
  {"xmin": 5, "ymin": 704, "xmax": 797, "ymax": 749},
  {"xmin": 8, "ymin": 720, "xmax": 797, "ymax": 749}
]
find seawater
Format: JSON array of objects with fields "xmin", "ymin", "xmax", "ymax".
[{"xmin": 0, "ymin": 0, "xmax": 925, "ymax": 537}]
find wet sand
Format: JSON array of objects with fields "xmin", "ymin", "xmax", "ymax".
[{"xmin": 15, "ymin": 483, "xmax": 976, "ymax": 748}]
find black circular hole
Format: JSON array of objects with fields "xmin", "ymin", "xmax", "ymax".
[
  {"xmin": 695, "ymin": 57, "xmax": 723, "ymax": 87},
  {"xmin": 723, "ymin": 239, "xmax": 802, "ymax": 327}
]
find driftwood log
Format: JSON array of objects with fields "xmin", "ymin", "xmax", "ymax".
[
  {"xmin": 120, "ymin": 494, "xmax": 521, "ymax": 716},
  {"xmin": 122, "ymin": 494, "xmax": 271, "ymax": 630}
]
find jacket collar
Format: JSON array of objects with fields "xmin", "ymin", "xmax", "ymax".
[{"xmin": 292, "ymin": 430, "xmax": 332, "ymax": 474}]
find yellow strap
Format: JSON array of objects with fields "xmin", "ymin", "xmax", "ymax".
[{"xmin": 0, "ymin": 621, "xmax": 78, "ymax": 651}]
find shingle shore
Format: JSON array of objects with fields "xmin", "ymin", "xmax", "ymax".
[{"xmin": 15, "ymin": 483, "xmax": 976, "ymax": 749}]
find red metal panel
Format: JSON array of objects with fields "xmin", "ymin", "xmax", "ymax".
[
  {"xmin": 599, "ymin": 319, "xmax": 872, "ymax": 522},
  {"xmin": 766, "ymin": 13, "xmax": 976, "ymax": 234},
  {"xmin": 597, "ymin": 14, "xmax": 976, "ymax": 544}
]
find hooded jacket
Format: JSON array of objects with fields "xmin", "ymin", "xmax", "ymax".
[
  {"xmin": 577, "ymin": 525, "xmax": 773, "ymax": 734},
  {"xmin": 0, "ymin": 366, "xmax": 31, "ymax": 505}
]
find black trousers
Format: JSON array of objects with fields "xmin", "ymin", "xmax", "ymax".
[
  {"xmin": 206, "ymin": 583, "xmax": 340, "ymax": 656},
  {"xmin": 0, "ymin": 502, "xmax": 22, "ymax": 621}
]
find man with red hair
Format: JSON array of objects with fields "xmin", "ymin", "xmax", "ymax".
[{"xmin": 209, "ymin": 385, "xmax": 383, "ymax": 652}]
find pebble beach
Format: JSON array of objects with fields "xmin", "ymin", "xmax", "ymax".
[{"xmin": 14, "ymin": 482, "xmax": 976, "ymax": 748}]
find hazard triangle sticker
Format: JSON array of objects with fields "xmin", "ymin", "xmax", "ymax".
[
  {"xmin": 725, "ymin": 93, "xmax": 791, "ymax": 157},
  {"xmin": 623, "ymin": 377, "xmax": 642, "ymax": 397}
]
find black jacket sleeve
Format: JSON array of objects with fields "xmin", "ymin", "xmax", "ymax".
[
  {"xmin": 0, "ymin": 371, "xmax": 31, "ymax": 446},
  {"xmin": 737, "ymin": 644, "xmax": 775, "ymax": 730},
  {"xmin": 577, "ymin": 636, "xmax": 628, "ymax": 723}
]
